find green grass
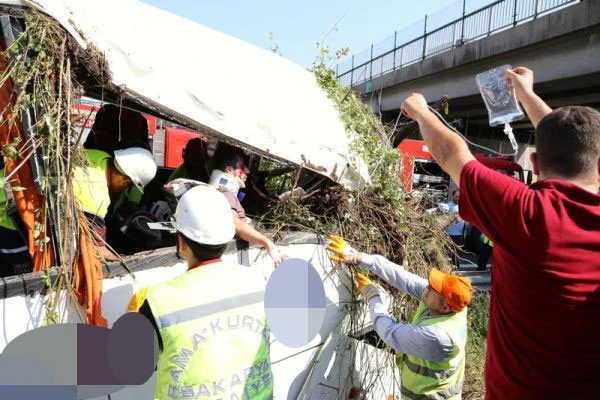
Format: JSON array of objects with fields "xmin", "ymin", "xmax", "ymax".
[{"xmin": 463, "ymin": 292, "xmax": 489, "ymax": 399}]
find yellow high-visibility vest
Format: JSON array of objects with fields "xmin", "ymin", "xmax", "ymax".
[
  {"xmin": 482, "ymin": 234, "xmax": 494, "ymax": 247},
  {"xmin": 145, "ymin": 261, "xmax": 273, "ymax": 400},
  {"xmin": 0, "ymin": 168, "xmax": 16, "ymax": 230},
  {"xmin": 397, "ymin": 303, "xmax": 467, "ymax": 399},
  {"xmin": 72, "ymin": 149, "xmax": 112, "ymax": 218}
]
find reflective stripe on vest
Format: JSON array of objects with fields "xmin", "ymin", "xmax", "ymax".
[
  {"xmin": 402, "ymin": 355, "xmax": 460, "ymax": 381},
  {"xmin": 157, "ymin": 291, "xmax": 265, "ymax": 329},
  {"xmin": 146, "ymin": 261, "xmax": 273, "ymax": 400},
  {"xmin": 401, "ymin": 380, "xmax": 463, "ymax": 400},
  {"xmin": 482, "ymin": 235, "xmax": 494, "ymax": 247},
  {"xmin": 72, "ymin": 149, "xmax": 111, "ymax": 218},
  {"xmin": 0, "ymin": 244, "xmax": 28, "ymax": 254},
  {"xmin": 398, "ymin": 302, "xmax": 467, "ymax": 400}
]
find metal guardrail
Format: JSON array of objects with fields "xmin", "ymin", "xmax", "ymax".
[{"xmin": 337, "ymin": 0, "xmax": 580, "ymax": 87}]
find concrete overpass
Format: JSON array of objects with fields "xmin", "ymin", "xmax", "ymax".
[{"xmin": 338, "ymin": 0, "xmax": 600, "ymax": 166}]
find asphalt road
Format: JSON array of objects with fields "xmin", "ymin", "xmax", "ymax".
[{"xmin": 456, "ymin": 252, "xmax": 491, "ymax": 292}]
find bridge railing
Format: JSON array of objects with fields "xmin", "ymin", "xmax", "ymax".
[{"xmin": 337, "ymin": 0, "xmax": 580, "ymax": 87}]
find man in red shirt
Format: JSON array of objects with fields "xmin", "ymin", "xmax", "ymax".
[{"xmin": 400, "ymin": 66, "xmax": 600, "ymax": 399}]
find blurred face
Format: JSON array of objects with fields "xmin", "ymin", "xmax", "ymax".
[
  {"xmin": 225, "ymin": 156, "xmax": 249, "ymax": 184},
  {"xmin": 421, "ymin": 285, "xmax": 451, "ymax": 316},
  {"xmin": 453, "ymin": 190, "xmax": 460, "ymax": 203},
  {"xmin": 108, "ymin": 161, "xmax": 132, "ymax": 194}
]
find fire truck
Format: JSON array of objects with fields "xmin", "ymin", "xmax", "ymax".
[
  {"xmin": 398, "ymin": 138, "xmax": 533, "ymax": 256},
  {"xmin": 398, "ymin": 138, "xmax": 532, "ymax": 200}
]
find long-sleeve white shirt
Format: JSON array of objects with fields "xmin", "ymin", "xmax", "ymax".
[{"xmin": 360, "ymin": 254, "xmax": 455, "ymax": 362}]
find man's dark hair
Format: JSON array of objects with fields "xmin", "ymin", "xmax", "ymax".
[
  {"xmin": 183, "ymin": 138, "xmax": 208, "ymax": 161},
  {"xmin": 536, "ymin": 106, "xmax": 600, "ymax": 178},
  {"xmin": 85, "ymin": 104, "xmax": 150, "ymax": 152},
  {"xmin": 213, "ymin": 142, "xmax": 246, "ymax": 171},
  {"xmin": 179, "ymin": 233, "xmax": 227, "ymax": 261},
  {"xmin": 452, "ymin": 189, "xmax": 460, "ymax": 196},
  {"xmin": 182, "ymin": 138, "xmax": 210, "ymax": 182}
]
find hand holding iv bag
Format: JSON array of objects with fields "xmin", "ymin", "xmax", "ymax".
[{"xmin": 476, "ymin": 64, "xmax": 523, "ymax": 151}]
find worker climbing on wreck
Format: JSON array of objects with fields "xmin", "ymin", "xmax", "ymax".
[{"xmin": 327, "ymin": 235, "xmax": 472, "ymax": 400}]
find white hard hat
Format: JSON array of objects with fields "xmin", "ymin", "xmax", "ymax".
[
  {"xmin": 174, "ymin": 184, "xmax": 235, "ymax": 245},
  {"xmin": 114, "ymin": 147, "xmax": 157, "ymax": 193}
]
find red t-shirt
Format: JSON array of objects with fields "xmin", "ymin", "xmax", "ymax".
[{"xmin": 459, "ymin": 160, "xmax": 600, "ymax": 400}]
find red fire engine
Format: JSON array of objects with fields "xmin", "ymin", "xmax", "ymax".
[{"xmin": 398, "ymin": 138, "xmax": 531, "ymax": 194}]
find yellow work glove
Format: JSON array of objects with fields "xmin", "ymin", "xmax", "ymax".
[
  {"xmin": 354, "ymin": 272, "xmax": 381, "ymax": 302},
  {"xmin": 326, "ymin": 235, "xmax": 361, "ymax": 264},
  {"xmin": 127, "ymin": 287, "xmax": 148, "ymax": 312}
]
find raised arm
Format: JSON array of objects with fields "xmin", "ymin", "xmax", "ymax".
[
  {"xmin": 326, "ymin": 236, "xmax": 428, "ymax": 300},
  {"xmin": 401, "ymin": 94, "xmax": 475, "ymax": 186},
  {"xmin": 232, "ymin": 210, "xmax": 272, "ymax": 248},
  {"xmin": 506, "ymin": 66, "xmax": 552, "ymax": 128},
  {"xmin": 355, "ymin": 273, "xmax": 455, "ymax": 362}
]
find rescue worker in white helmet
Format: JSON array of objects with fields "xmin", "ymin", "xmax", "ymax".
[
  {"xmin": 128, "ymin": 184, "xmax": 273, "ymax": 400},
  {"xmin": 72, "ymin": 146, "xmax": 157, "ymax": 260},
  {"xmin": 83, "ymin": 104, "xmax": 153, "ymax": 209}
]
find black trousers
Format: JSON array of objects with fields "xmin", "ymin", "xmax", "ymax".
[
  {"xmin": 477, "ymin": 242, "xmax": 493, "ymax": 270},
  {"xmin": 449, "ymin": 234, "xmax": 464, "ymax": 267},
  {"xmin": 0, "ymin": 226, "xmax": 33, "ymax": 277}
]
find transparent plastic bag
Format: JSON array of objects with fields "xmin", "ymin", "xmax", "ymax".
[{"xmin": 476, "ymin": 64, "xmax": 524, "ymax": 127}]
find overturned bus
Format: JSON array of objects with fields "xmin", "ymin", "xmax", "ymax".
[{"xmin": 0, "ymin": 0, "xmax": 404, "ymax": 399}]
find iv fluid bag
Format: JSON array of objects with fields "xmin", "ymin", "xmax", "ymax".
[{"xmin": 476, "ymin": 65, "xmax": 525, "ymax": 127}]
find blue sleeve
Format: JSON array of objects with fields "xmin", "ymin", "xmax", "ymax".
[
  {"xmin": 367, "ymin": 297, "xmax": 455, "ymax": 362},
  {"xmin": 360, "ymin": 254, "xmax": 428, "ymax": 301}
]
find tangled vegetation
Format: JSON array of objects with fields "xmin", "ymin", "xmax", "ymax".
[
  {"xmin": 0, "ymin": 8, "xmax": 487, "ymax": 398},
  {"xmin": 264, "ymin": 46, "xmax": 454, "ymax": 276},
  {"xmin": 1, "ymin": 11, "xmax": 80, "ymax": 321},
  {"xmin": 256, "ymin": 46, "xmax": 486, "ymax": 398},
  {"xmin": 0, "ymin": 10, "xmax": 112, "ymax": 325}
]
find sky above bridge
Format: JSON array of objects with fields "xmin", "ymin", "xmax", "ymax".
[{"xmin": 140, "ymin": 0, "xmax": 468, "ymax": 68}]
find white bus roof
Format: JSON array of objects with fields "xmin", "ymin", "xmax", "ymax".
[{"xmin": 3, "ymin": 0, "xmax": 369, "ymax": 188}]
